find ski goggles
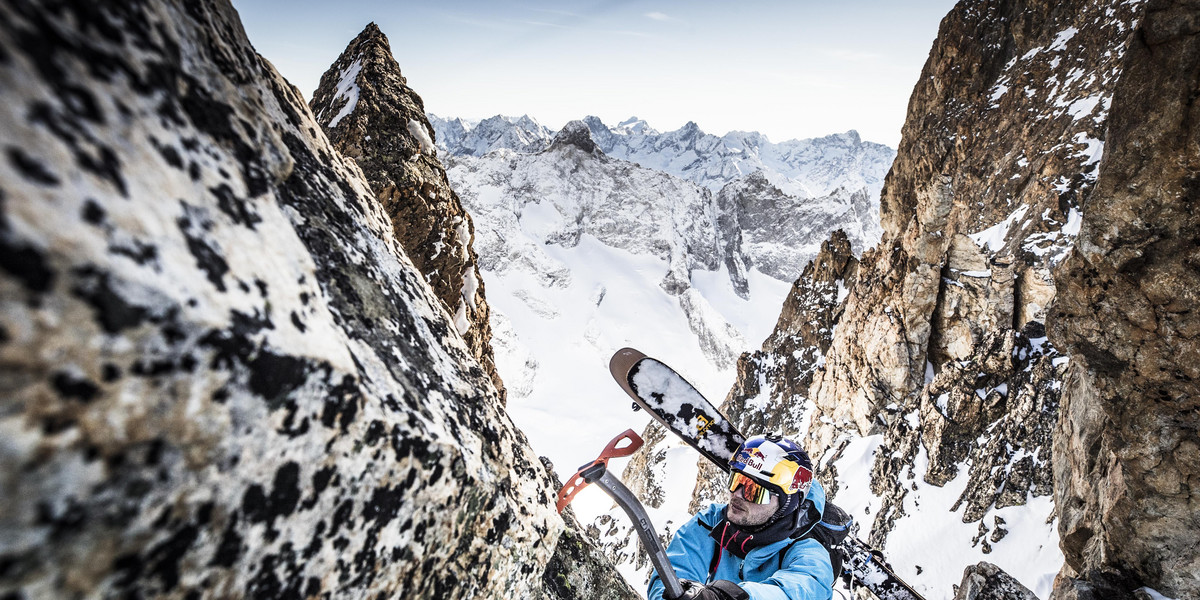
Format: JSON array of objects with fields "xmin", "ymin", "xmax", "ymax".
[{"xmin": 728, "ymin": 471, "xmax": 773, "ymax": 504}]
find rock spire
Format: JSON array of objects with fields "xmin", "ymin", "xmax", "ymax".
[{"xmin": 310, "ymin": 23, "xmax": 505, "ymax": 402}]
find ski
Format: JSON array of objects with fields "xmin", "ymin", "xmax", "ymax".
[
  {"xmin": 609, "ymin": 347, "xmax": 743, "ymax": 470},
  {"xmin": 609, "ymin": 347, "xmax": 926, "ymax": 600}
]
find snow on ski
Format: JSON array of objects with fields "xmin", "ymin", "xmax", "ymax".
[
  {"xmin": 609, "ymin": 347, "xmax": 743, "ymax": 469},
  {"xmin": 609, "ymin": 347, "xmax": 926, "ymax": 600}
]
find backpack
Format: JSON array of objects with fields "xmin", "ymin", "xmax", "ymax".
[{"xmin": 786, "ymin": 499, "xmax": 853, "ymax": 580}]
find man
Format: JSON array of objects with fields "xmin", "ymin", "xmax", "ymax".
[{"xmin": 647, "ymin": 434, "xmax": 834, "ymax": 600}]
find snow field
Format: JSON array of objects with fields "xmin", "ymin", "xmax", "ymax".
[{"xmin": 832, "ymin": 436, "xmax": 1063, "ymax": 599}]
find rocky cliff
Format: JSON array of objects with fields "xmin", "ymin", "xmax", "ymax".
[
  {"xmin": 803, "ymin": 0, "xmax": 1148, "ymax": 588},
  {"xmin": 309, "ymin": 24, "xmax": 504, "ymax": 403},
  {"xmin": 1049, "ymin": 0, "xmax": 1200, "ymax": 597},
  {"xmin": 0, "ymin": 2, "xmax": 630, "ymax": 598}
]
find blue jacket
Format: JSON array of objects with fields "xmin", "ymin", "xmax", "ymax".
[{"xmin": 647, "ymin": 481, "xmax": 834, "ymax": 600}]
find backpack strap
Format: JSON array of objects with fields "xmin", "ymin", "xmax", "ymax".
[{"xmin": 788, "ymin": 501, "xmax": 852, "ymax": 581}]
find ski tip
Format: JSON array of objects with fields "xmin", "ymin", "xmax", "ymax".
[
  {"xmin": 609, "ymin": 348, "xmax": 648, "ymax": 407},
  {"xmin": 609, "ymin": 347, "xmax": 647, "ymax": 374}
]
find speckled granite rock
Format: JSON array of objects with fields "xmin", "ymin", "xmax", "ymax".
[
  {"xmin": 310, "ymin": 23, "xmax": 504, "ymax": 403},
  {"xmin": 0, "ymin": 1, "xmax": 631, "ymax": 598}
]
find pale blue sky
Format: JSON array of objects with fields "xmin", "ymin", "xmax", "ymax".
[{"xmin": 232, "ymin": 1, "xmax": 958, "ymax": 148}]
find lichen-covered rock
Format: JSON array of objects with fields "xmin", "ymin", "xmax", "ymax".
[
  {"xmin": 309, "ymin": 23, "xmax": 505, "ymax": 403},
  {"xmin": 955, "ymin": 562, "xmax": 1039, "ymax": 600},
  {"xmin": 0, "ymin": 1, "xmax": 627, "ymax": 598},
  {"xmin": 1048, "ymin": 0, "xmax": 1200, "ymax": 597}
]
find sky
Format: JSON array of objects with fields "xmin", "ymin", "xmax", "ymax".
[{"xmin": 232, "ymin": 0, "xmax": 958, "ymax": 149}]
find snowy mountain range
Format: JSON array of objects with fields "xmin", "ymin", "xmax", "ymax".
[
  {"xmin": 9, "ymin": 4, "xmax": 1194, "ymax": 600},
  {"xmin": 428, "ymin": 113, "xmax": 895, "ymax": 197}
]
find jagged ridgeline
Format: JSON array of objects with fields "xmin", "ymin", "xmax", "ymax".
[
  {"xmin": 617, "ymin": 0, "xmax": 1199, "ymax": 599},
  {"xmin": 0, "ymin": 3, "xmax": 631, "ymax": 599}
]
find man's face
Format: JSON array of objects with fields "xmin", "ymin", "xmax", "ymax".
[{"xmin": 727, "ymin": 487, "xmax": 779, "ymax": 526}]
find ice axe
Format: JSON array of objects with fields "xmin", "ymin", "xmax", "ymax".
[{"xmin": 556, "ymin": 429, "xmax": 686, "ymax": 600}]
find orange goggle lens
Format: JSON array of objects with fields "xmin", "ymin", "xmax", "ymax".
[{"xmin": 728, "ymin": 472, "xmax": 772, "ymax": 504}]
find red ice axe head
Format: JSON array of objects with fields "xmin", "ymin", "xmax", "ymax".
[{"xmin": 555, "ymin": 429, "xmax": 643, "ymax": 513}]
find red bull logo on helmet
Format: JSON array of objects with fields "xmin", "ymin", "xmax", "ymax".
[
  {"xmin": 739, "ymin": 448, "xmax": 766, "ymax": 471},
  {"xmin": 787, "ymin": 465, "xmax": 813, "ymax": 494}
]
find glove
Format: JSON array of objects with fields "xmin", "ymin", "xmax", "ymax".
[{"xmin": 673, "ymin": 579, "xmax": 749, "ymax": 600}]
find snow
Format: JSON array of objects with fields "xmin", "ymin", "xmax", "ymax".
[
  {"xmin": 1137, "ymin": 588, "xmax": 1180, "ymax": 600},
  {"xmin": 833, "ymin": 441, "xmax": 1064, "ymax": 599},
  {"xmin": 1066, "ymin": 95, "xmax": 1103, "ymax": 120},
  {"xmin": 989, "ymin": 84, "xmax": 1009, "ymax": 104},
  {"xmin": 690, "ymin": 266, "xmax": 792, "ymax": 346},
  {"xmin": 1062, "ymin": 207, "xmax": 1083, "ymax": 236},
  {"xmin": 486, "ymin": 235, "xmax": 786, "ymax": 522},
  {"xmin": 968, "ymin": 205, "xmax": 1030, "ymax": 252},
  {"xmin": 836, "ymin": 280, "xmax": 851, "ymax": 305},
  {"xmin": 1048, "ymin": 27, "xmax": 1079, "ymax": 52},
  {"xmin": 408, "ymin": 119, "xmax": 436, "ymax": 155},
  {"xmin": 327, "ymin": 59, "xmax": 362, "ymax": 128},
  {"xmin": 1072, "ymin": 132, "xmax": 1105, "ymax": 168}
]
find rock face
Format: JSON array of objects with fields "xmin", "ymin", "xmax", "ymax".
[
  {"xmin": 310, "ymin": 24, "xmax": 504, "ymax": 403},
  {"xmin": 715, "ymin": 174, "xmax": 878, "ymax": 295},
  {"xmin": 1048, "ymin": 0, "xmax": 1200, "ymax": 597},
  {"xmin": 0, "ymin": 2, "xmax": 631, "ymax": 598},
  {"xmin": 804, "ymin": 0, "xmax": 1145, "ymax": 562}
]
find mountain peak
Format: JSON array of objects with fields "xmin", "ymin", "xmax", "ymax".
[
  {"xmin": 617, "ymin": 116, "xmax": 652, "ymax": 134},
  {"xmin": 548, "ymin": 120, "xmax": 598, "ymax": 154},
  {"xmin": 310, "ymin": 23, "xmax": 421, "ymax": 132},
  {"xmin": 342, "ymin": 22, "xmax": 394, "ymax": 67}
]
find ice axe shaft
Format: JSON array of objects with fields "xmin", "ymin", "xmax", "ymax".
[{"xmin": 555, "ymin": 430, "xmax": 686, "ymax": 600}]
